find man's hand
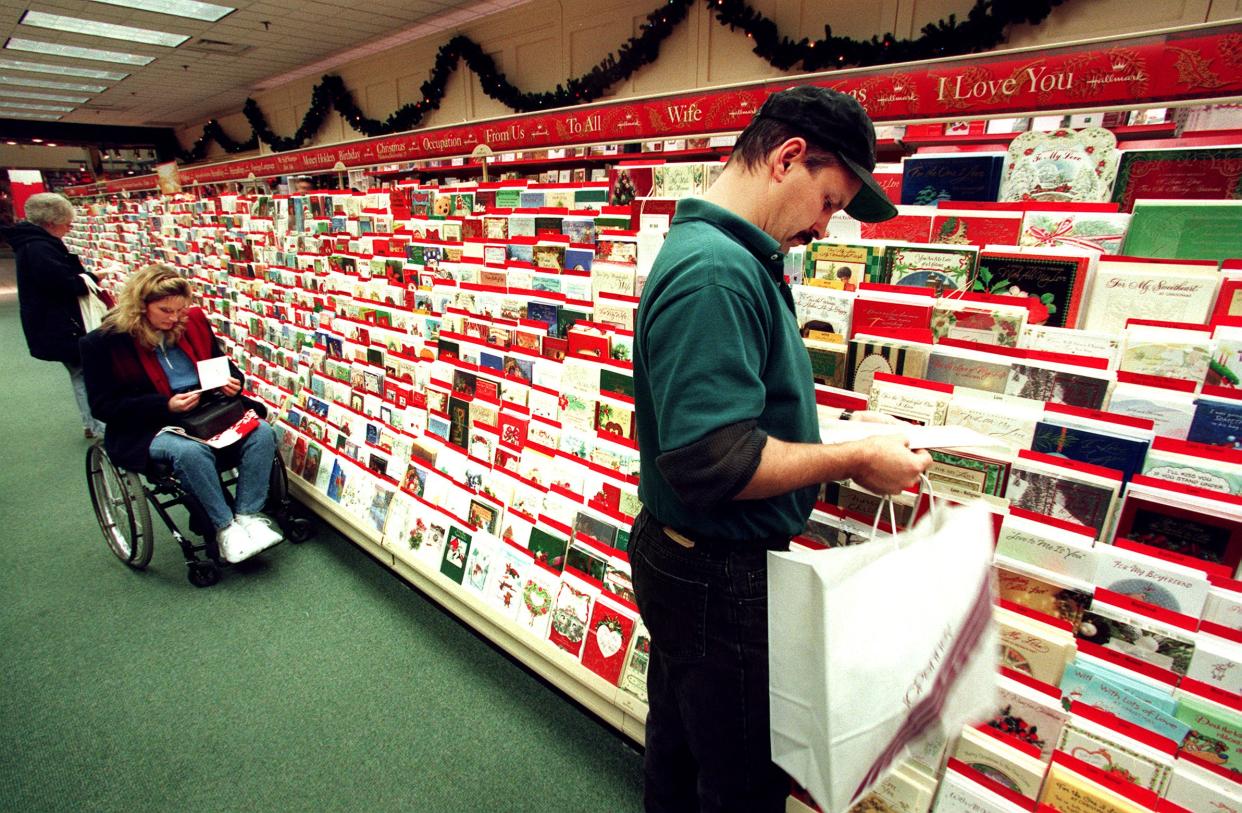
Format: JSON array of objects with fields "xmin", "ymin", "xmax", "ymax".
[
  {"xmin": 848, "ymin": 435, "xmax": 933, "ymax": 495},
  {"xmin": 168, "ymin": 392, "xmax": 200, "ymax": 413},
  {"xmin": 221, "ymin": 376, "xmax": 242, "ymax": 397}
]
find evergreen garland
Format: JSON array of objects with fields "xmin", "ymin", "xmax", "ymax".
[{"xmin": 177, "ymin": 0, "xmax": 1068, "ymax": 162}]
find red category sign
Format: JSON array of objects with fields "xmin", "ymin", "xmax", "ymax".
[{"xmin": 65, "ymin": 23, "xmax": 1242, "ymax": 196}]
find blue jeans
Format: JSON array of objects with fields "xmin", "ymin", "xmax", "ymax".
[
  {"xmin": 148, "ymin": 422, "xmax": 276, "ymax": 530},
  {"xmin": 64, "ymin": 363, "xmax": 105, "ymax": 435},
  {"xmin": 629, "ymin": 509, "xmax": 790, "ymax": 813}
]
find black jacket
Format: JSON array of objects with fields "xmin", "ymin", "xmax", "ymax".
[
  {"xmin": 4, "ymin": 221, "xmax": 97, "ymax": 365},
  {"xmin": 79, "ymin": 315, "xmax": 264, "ymax": 472}
]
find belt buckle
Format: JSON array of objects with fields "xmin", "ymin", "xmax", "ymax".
[{"xmin": 662, "ymin": 526, "xmax": 695, "ymax": 549}]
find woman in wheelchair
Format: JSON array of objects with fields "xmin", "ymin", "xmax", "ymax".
[{"xmin": 80, "ymin": 263, "xmax": 282, "ymax": 562}]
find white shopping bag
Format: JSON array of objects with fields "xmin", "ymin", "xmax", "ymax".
[
  {"xmin": 768, "ymin": 488, "xmax": 999, "ymax": 813},
  {"xmin": 78, "ymin": 274, "xmax": 109, "ymax": 331}
]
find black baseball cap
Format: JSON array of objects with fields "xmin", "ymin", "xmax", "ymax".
[{"xmin": 752, "ymin": 85, "xmax": 897, "ymax": 223}]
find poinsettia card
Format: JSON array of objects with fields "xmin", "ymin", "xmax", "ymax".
[
  {"xmin": 974, "ymin": 249, "xmax": 1093, "ymax": 330},
  {"xmin": 931, "ymin": 293, "xmax": 1028, "ymax": 347}
]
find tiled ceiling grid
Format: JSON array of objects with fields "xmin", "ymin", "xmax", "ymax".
[{"xmin": 0, "ymin": 0, "xmax": 526, "ymax": 128}]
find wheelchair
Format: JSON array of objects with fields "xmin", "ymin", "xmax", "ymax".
[{"xmin": 85, "ymin": 439, "xmax": 313, "ymax": 587}]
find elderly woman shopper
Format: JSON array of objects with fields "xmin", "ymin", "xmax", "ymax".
[
  {"xmin": 80, "ymin": 263, "xmax": 282, "ymax": 560},
  {"xmin": 4, "ymin": 192, "xmax": 105, "ymax": 437}
]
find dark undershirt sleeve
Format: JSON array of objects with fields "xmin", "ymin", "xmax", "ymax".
[{"xmin": 655, "ymin": 419, "xmax": 768, "ymax": 508}]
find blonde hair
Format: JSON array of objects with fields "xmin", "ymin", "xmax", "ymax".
[{"xmin": 101, "ymin": 262, "xmax": 193, "ymax": 349}]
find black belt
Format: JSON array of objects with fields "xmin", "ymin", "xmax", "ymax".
[{"xmin": 644, "ymin": 510, "xmax": 790, "ymax": 554}]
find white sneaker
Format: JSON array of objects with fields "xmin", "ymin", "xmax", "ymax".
[
  {"xmin": 216, "ymin": 520, "xmax": 253, "ymax": 564},
  {"xmin": 235, "ymin": 514, "xmax": 283, "ymax": 554}
]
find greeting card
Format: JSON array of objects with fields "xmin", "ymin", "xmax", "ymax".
[
  {"xmin": 1031, "ymin": 420, "xmax": 1150, "ymax": 484},
  {"xmin": 1006, "ymin": 453, "xmax": 1122, "ymax": 541},
  {"xmin": 1005, "ymin": 361, "xmax": 1111, "ymax": 411},
  {"xmin": 990, "ymin": 669, "xmax": 1070, "ymax": 761},
  {"xmin": 996, "ymin": 566, "xmax": 1092, "ymax": 627},
  {"xmin": 847, "ymin": 336, "xmax": 932, "ymax": 395},
  {"xmin": 931, "ymin": 209, "xmax": 1023, "ymax": 247},
  {"xmin": 1094, "ymin": 540, "xmax": 1212, "ymax": 618},
  {"xmin": 803, "ymin": 241, "xmax": 884, "ymax": 287},
  {"xmin": 618, "ymin": 621, "xmax": 651, "ymax": 705},
  {"xmin": 882, "ymin": 244, "xmax": 978, "ymax": 292},
  {"xmin": 1122, "ymin": 200, "xmax": 1242, "ymax": 262},
  {"xmin": 1083, "ymin": 257, "xmax": 1221, "ymax": 334},
  {"xmin": 949, "ymin": 725, "xmax": 1047, "ymax": 800},
  {"xmin": 931, "ymin": 297, "xmax": 1027, "ymax": 347},
  {"xmin": 580, "ymin": 596, "xmax": 637, "ymax": 686},
  {"xmin": 514, "ymin": 561, "xmax": 559, "ymax": 638},
  {"xmin": 1000, "ymin": 128, "xmax": 1120, "ymax": 203},
  {"xmin": 900, "ymin": 154, "xmax": 1004, "ymax": 206},
  {"xmin": 1055, "ymin": 710, "xmax": 1175, "ymax": 795},
  {"xmin": 974, "ymin": 250, "xmax": 1093, "ymax": 329},
  {"xmin": 1112, "ymin": 147, "xmax": 1242, "ymax": 212},
  {"xmin": 462, "ymin": 531, "xmax": 499, "ymax": 595},
  {"xmin": 1019, "ymin": 211, "xmax": 1130, "ymax": 255},
  {"xmin": 547, "ymin": 575, "xmax": 595, "ymax": 658},
  {"xmin": 1176, "ymin": 690, "xmax": 1242, "ymax": 772}
]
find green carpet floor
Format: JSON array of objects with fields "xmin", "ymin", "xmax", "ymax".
[{"xmin": 0, "ymin": 298, "xmax": 644, "ymax": 811}]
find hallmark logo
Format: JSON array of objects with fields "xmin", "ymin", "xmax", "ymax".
[{"xmin": 904, "ymin": 625, "xmax": 954, "ymax": 708}]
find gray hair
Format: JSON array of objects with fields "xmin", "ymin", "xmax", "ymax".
[{"xmin": 24, "ymin": 192, "xmax": 74, "ymax": 228}]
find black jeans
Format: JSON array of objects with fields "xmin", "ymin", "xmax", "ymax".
[{"xmin": 630, "ymin": 509, "xmax": 789, "ymax": 813}]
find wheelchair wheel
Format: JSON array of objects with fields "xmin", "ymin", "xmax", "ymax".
[
  {"xmin": 187, "ymin": 560, "xmax": 219, "ymax": 588},
  {"xmin": 286, "ymin": 517, "xmax": 313, "ymax": 544},
  {"xmin": 85, "ymin": 443, "xmax": 154, "ymax": 569}
]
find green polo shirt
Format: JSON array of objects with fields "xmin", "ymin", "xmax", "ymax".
[{"xmin": 635, "ymin": 197, "xmax": 820, "ymax": 541}]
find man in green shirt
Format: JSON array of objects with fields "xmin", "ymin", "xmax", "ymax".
[{"xmin": 631, "ymin": 86, "xmax": 933, "ymax": 813}]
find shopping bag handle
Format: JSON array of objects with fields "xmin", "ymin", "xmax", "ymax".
[{"xmin": 870, "ymin": 475, "xmax": 940, "ymax": 548}]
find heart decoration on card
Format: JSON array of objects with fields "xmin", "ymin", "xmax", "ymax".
[
  {"xmin": 1068, "ymin": 745, "xmax": 1119, "ymax": 773},
  {"xmin": 596, "ymin": 616, "xmax": 624, "ymax": 659}
]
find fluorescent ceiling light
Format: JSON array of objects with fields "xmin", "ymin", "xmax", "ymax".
[
  {"xmin": 0, "ymin": 74, "xmax": 107, "ymax": 93},
  {"xmin": 21, "ymin": 11, "xmax": 189, "ymax": 47},
  {"xmin": 0, "ymin": 111, "xmax": 62, "ymax": 120},
  {"xmin": 90, "ymin": 0, "xmax": 235, "ymax": 23},
  {"xmin": 0, "ymin": 57, "xmax": 128, "ymax": 81},
  {"xmin": 6, "ymin": 37, "xmax": 153, "ymax": 66},
  {"xmin": 0, "ymin": 90, "xmax": 90, "ymax": 103},
  {"xmin": 0, "ymin": 101, "xmax": 75, "ymax": 112}
]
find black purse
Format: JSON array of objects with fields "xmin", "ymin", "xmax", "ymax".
[{"xmin": 176, "ymin": 391, "xmax": 250, "ymax": 439}]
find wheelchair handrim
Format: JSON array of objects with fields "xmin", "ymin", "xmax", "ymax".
[{"xmin": 87, "ymin": 450, "xmax": 138, "ymax": 561}]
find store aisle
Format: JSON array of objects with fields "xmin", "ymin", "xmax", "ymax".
[{"xmin": 0, "ymin": 298, "xmax": 643, "ymax": 812}]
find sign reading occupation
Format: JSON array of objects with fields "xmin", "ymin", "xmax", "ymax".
[{"xmin": 64, "ymin": 23, "xmax": 1242, "ymax": 196}]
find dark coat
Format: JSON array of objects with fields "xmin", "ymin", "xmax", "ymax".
[
  {"xmin": 79, "ymin": 309, "xmax": 264, "ymax": 472},
  {"xmin": 4, "ymin": 221, "xmax": 97, "ymax": 365}
]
